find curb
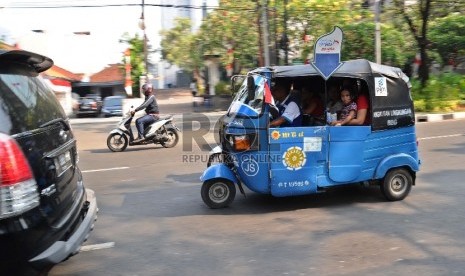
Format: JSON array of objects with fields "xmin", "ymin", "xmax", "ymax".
[{"xmin": 416, "ymin": 112, "xmax": 465, "ymax": 123}]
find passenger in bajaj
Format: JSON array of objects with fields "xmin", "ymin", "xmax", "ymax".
[
  {"xmin": 330, "ymin": 87, "xmax": 357, "ymax": 126},
  {"xmin": 301, "ymin": 84, "xmax": 325, "ymax": 126},
  {"xmin": 341, "ymin": 79, "xmax": 370, "ymax": 126},
  {"xmin": 270, "ymin": 81, "xmax": 302, "ymax": 127},
  {"xmin": 132, "ymin": 83, "xmax": 160, "ymax": 142}
]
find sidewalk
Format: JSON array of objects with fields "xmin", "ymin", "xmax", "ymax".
[{"xmin": 415, "ymin": 112, "xmax": 465, "ymax": 122}]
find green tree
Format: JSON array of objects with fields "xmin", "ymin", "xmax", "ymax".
[
  {"xmin": 391, "ymin": 0, "xmax": 432, "ymax": 87},
  {"xmin": 160, "ymin": 18, "xmax": 201, "ymax": 73},
  {"xmin": 343, "ymin": 22, "xmax": 413, "ymax": 67},
  {"xmin": 159, "ymin": 0, "xmax": 259, "ymax": 87},
  {"xmin": 120, "ymin": 33, "xmax": 148, "ymax": 98},
  {"xmin": 197, "ymin": 0, "xmax": 259, "ymax": 72},
  {"xmin": 285, "ymin": 0, "xmax": 365, "ymax": 62},
  {"xmin": 429, "ymin": 0, "xmax": 465, "ymax": 18},
  {"xmin": 429, "ymin": 13, "xmax": 465, "ymax": 68}
]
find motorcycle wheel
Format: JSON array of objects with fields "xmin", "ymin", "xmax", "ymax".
[
  {"xmin": 160, "ymin": 128, "xmax": 179, "ymax": 148},
  {"xmin": 107, "ymin": 133, "xmax": 128, "ymax": 152}
]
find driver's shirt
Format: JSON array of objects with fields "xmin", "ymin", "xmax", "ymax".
[{"xmin": 276, "ymin": 94, "xmax": 302, "ymax": 127}]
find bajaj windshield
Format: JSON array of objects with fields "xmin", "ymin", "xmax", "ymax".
[{"xmin": 228, "ymin": 75, "xmax": 267, "ymax": 116}]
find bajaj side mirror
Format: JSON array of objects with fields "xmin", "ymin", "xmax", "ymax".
[{"xmin": 247, "ymin": 76, "xmax": 255, "ymax": 102}]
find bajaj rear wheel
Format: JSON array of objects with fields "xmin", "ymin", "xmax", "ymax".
[
  {"xmin": 201, "ymin": 179, "xmax": 236, "ymax": 209},
  {"xmin": 381, "ymin": 168, "xmax": 413, "ymax": 201},
  {"xmin": 107, "ymin": 133, "xmax": 128, "ymax": 152}
]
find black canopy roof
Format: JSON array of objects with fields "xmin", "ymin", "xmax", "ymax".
[
  {"xmin": 251, "ymin": 59, "xmax": 415, "ymax": 130},
  {"xmin": 259, "ymin": 59, "xmax": 408, "ymax": 82}
]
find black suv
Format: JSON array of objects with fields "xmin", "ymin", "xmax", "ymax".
[{"xmin": 0, "ymin": 50, "xmax": 98, "ymax": 275}]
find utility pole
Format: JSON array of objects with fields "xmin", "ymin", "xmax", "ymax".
[
  {"xmin": 257, "ymin": 1, "xmax": 264, "ymax": 67},
  {"xmin": 139, "ymin": 0, "xmax": 149, "ymax": 76},
  {"xmin": 375, "ymin": 0, "xmax": 381, "ymax": 64},
  {"xmin": 262, "ymin": 0, "xmax": 270, "ymax": 67},
  {"xmin": 283, "ymin": 0, "xmax": 289, "ymax": 65},
  {"xmin": 273, "ymin": 0, "xmax": 279, "ymax": 65}
]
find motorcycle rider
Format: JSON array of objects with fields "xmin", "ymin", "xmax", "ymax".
[{"xmin": 132, "ymin": 83, "xmax": 159, "ymax": 142}]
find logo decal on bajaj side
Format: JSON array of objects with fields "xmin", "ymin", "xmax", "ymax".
[
  {"xmin": 271, "ymin": 130, "xmax": 280, "ymax": 140},
  {"xmin": 241, "ymin": 156, "xmax": 259, "ymax": 176},
  {"xmin": 282, "ymin": 146, "xmax": 306, "ymax": 171}
]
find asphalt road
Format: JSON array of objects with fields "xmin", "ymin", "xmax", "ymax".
[{"xmin": 49, "ymin": 118, "xmax": 465, "ymax": 276}]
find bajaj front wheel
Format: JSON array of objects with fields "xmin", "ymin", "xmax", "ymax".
[
  {"xmin": 201, "ymin": 179, "xmax": 236, "ymax": 209},
  {"xmin": 107, "ymin": 133, "xmax": 128, "ymax": 152}
]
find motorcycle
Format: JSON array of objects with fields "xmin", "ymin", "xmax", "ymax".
[{"xmin": 107, "ymin": 108, "xmax": 180, "ymax": 152}]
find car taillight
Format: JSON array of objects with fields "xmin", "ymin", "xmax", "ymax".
[
  {"xmin": 92, "ymin": 102, "xmax": 97, "ymax": 108},
  {"xmin": 0, "ymin": 133, "xmax": 40, "ymax": 219}
]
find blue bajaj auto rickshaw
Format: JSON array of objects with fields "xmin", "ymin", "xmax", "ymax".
[{"xmin": 200, "ymin": 59, "xmax": 420, "ymax": 208}]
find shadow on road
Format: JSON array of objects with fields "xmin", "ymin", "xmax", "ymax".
[
  {"xmin": 128, "ymin": 173, "xmax": 388, "ymax": 218},
  {"xmin": 87, "ymin": 145, "xmax": 166, "ymax": 154}
]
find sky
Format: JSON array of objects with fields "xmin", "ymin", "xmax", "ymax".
[{"xmin": 0, "ymin": 0, "xmax": 164, "ymax": 74}]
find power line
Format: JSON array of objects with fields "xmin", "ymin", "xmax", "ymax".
[
  {"xmin": 4, "ymin": 1, "xmax": 463, "ymax": 13},
  {"xmin": 4, "ymin": 3, "xmax": 221, "ymax": 10}
]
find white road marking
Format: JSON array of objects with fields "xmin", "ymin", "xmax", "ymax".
[
  {"xmin": 418, "ymin": 134, "xmax": 464, "ymax": 141},
  {"xmin": 80, "ymin": 242, "xmax": 115, "ymax": 252},
  {"xmin": 82, "ymin": 167, "xmax": 130, "ymax": 173}
]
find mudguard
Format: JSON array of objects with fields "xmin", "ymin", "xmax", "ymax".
[
  {"xmin": 200, "ymin": 163, "xmax": 239, "ymax": 184},
  {"xmin": 109, "ymin": 128, "xmax": 125, "ymax": 136},
  {"xmin": 209, "ymin": 145, "xmax": 222, "ymax": 155},
  {"xmin": 374, "ymin": 153, "xmax": 420, "ymax": 179}
]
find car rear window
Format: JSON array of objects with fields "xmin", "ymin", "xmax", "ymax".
[
  {"xmin": 0, "ymin": 74, "xmax": 66, "ymax": 135},
  {"xmin": 104, "ymin": 98, "xmax": 122, "ymax": 106}
]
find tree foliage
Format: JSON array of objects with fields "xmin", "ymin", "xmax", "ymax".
[
  {"xmin": 197, "ymin": 0, "xmax": 259, "ymax": 71},
  {"xmin": 157, "ymin": 0, "xmax": 464, "ymax": 88},
  {"xmin": 286, "ymin": 0, "xmax": 365, "ymax": 40},
  {"xmin": 159, "ymin": 0, "xmax": 259, "ymax": 82},
  {"xmin": 120, "ymin": 33, "xmax": 148, "ymax": 97},
  {"xmin": 160, "ymin": 18, "xmax": 201, "ymax": 72},
  {"xmin": 343, "ymin": 22, "xmax": 412, "ymax": 67},
  {"xmin": 429, "ymin": 13, "xmax": 465, "ymax": 67},
  {"xmin": 391, "ymin": 0, "xmax": 431, "ymax": 87}
]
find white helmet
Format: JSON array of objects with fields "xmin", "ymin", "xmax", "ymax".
[{"xmin": 141, "ymin": 83, "xmax": 153, "ymax": 96}]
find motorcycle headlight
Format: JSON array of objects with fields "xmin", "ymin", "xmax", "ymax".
[
  {"xmin": 227, "ymin": 134, "xmax": 258, "ymax": 152},
  {"xmin": 233, "ymin": 135, "xmax": 250, "ymax": 152}
]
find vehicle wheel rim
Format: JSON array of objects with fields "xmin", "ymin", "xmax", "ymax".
[
  {"xmin": 390, "ymin": 174, "xmax": 407, "ymax": 195},
  {"xmin": 209, "ymin": 182, "xmax": 229, "ymax": 203},
  {"xmin": 111, "ymin": 135, "xmax": 124, "ymax": 149},
  {"xmin": 164, "ymin": 131, "xmax": 176, "ymax": 146}
]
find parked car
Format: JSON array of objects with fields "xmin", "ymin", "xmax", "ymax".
[
  {"xmin": 71, "ymin": 92, "xmax": 80, "ymax": 113},
  {"xmin": 0, "ymin": 49, "xmax": 98, "ymax": 275},
  {"xmin": 102, "ymin": 95, "xmax": 125, "ymax": 117},
  {"xmin": 76, "ymin": 94, "xmax": 102, "ymax": 117}
]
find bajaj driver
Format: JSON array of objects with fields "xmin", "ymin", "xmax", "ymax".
[{"xmin": 132, "ymin": 83, "xmax": 159, "ymax": 142}]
